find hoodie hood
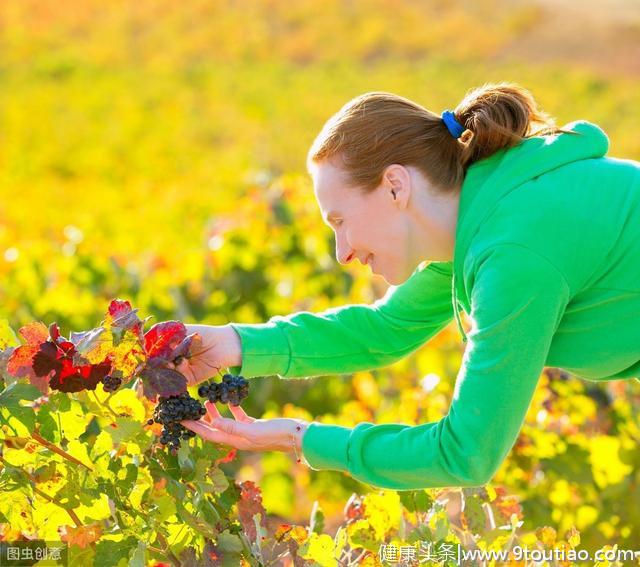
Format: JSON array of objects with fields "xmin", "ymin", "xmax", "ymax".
[{"xmin": 451, "ymin": 120, "xmax": 611, "ymax": 342}]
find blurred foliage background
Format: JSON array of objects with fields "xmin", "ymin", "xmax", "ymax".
[{"xmin": 1, "ymin": 0, "xmax": 639, "ymax": 555}]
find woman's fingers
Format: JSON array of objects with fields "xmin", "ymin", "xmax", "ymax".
[
  {"xmin": 203, "ymin": 400, "xmax": 222, "ymax": 424},
  {"xmin": 209, "ymin": 416, "xmax": 254, "ymax": 436},
  {"xmin": 228, "ymin": 404, "xmax": 256, "ymax": 423},
  {"xmin": 182, "ymin": 420, "xmax": 244, "ymax": 446},
  {"xmin": 184, "ymin": 413, "xmax": 254, "ymax": 437}
]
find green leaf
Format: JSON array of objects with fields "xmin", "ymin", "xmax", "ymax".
[
  {"xmin": 462, "ymin": 494, "xmax": 487, "ymax": 535},
  {"xmin": 149, "ymin": 452, "xmax": 182, "ymax": 483},
  {"xmin": 399, "ymin": 489, "xmax": 433, "ymax": 514},
  {"xmin": 50, "ymin": 391, "xmax": 71, "ymax": 411},
  {"xmin": 115, "ymin": 463, "xmax": 138, "ymax": 498},
  {"xmin": 347, "ymin": 521, "xmax": 379, "ymax": 553},
  {"xmin": 68, "ymin": 544, "xmax": 96, "ymax": 567},
  {"xmin": 215, "ymin": 478, "xmax": 241, "ymax": 511},
  {"xmin": 407, "ymin": 523, "xmax": 433, "ymax": 545},
  {"xmin": 0, "ymin": 382, "xmax": 43, "ymax": 405},
  {"xmin": 195, "ymin": 495, "xmax": 222, "ymax": 526},
  {"xmin": 109, "ymin": 417, "xmax": 146, "ymax": 445},
  {"xmin": 310, "ymin": 501, "xmax": 325, "ymax": 535},
  {"xmin": 128, "ymin": 541, "xmax": 146, "ymax": 567},
  {"xmin": 175, "ymin": 500, "xmax": 215, "ymax": 537},
  {"xmin": 0, "ymin": 319, "xmax": 20, "ymax": 349},
  {"xmin": 35, "ymin": 403, "xmax": 60, "ymax": 442},
  {"xmin": 217, "ymin": 529, "xmax": 244, "ymax": 553},
  {"xmin": 94, "ymin": 537, "xmax": 139, "ymax": 567},
  {"xmin": 166, "ymin": 478, "xmax": 187, "ymax": 502},
  {"xmin": 431, "ymin": 512, "xmax": 450, "ymax": 542},
  {"xmin": 177, "ymin": 443, "xmax": 195, "ymax": 479},
  {"xmin": 54, "ymin": 467, "xmax": 82, "ymax": 508},
  {"xmin": 33, "ymin": 461, "xmax": 57, "ymax": 484},
  {"xmin": 151, "ymin": 494, "xmax": 177, "ymax": 524},
  {"xmin": 201, "ymin": 465, "xmax": 229, "ymax": 494},
  {"xmin": 0, "ymin": 460, "xmax": 30, "ymax": 492},
  {"xmin": 0, "ymin": 382, "xmax": 42, "ymax": 431}
]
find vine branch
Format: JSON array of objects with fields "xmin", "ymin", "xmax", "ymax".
[{"xmin": 31, "ymin": 431, "xmax": 93, "ymax": 471}]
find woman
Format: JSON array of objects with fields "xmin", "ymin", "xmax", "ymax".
[{"xmin": 178, "ymin": 81, "xmax": 640, "ymax": 490}]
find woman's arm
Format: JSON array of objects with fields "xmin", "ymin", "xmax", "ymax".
[
  {"xmin": 300, "ymin": 245, "xmax": 571, "ymax": 489},
  {"xmin": 227, "ymin": 261, "xmax": 454, "ymax": 378}
]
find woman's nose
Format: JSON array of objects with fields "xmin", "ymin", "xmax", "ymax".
[{"xmin": 335, "ymin": 239, "xmax": 355, "ymax": 265}]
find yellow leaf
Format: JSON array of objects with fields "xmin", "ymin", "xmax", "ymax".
[
  {"xmin": 589, "ymin": 435, "xmax": 633, "ymax": 488},
  {"xmin": 109, "ymin": 388, "xmax": 146, "ymax": 422},
  {"xmin": 536, "ymin": 525, "xmax": 556, "ymax": 546},
  {"xmin": 298, "ymin": 533, "xmax": 338, "ymax": 567},
  {"xmin": 363, "ymin": 491, "xmax": 401, "ymax": 540},
  {"xmin": 0, "ymin": 319, "xmax": 20, "ymax": 349},
  {"xmin": 565, "ymin": 526, "xmax": 581, "ymax": 548},
  {"xmin": 66, "ymin": 439, "xmax": 93, "ymax": 469}
]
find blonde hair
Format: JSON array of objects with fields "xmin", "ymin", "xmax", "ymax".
[{"xmin": 307, "ymin": 81, "xmax": 578, "ymax": 194}]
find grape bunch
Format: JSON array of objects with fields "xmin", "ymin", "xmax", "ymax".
[
  {"xmin": 198, "ymin": 373, "xmax": 249, "ymax": 406},
  {"xmin": 101, "ymin": 374, "xmax": 122, "ymax": 393},
  {"xmin": 148, "ymin": 392, "xmax": 206, "ymax": 455}
]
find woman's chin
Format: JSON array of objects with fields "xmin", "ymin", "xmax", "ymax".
[
  {"xmin": 370, "ymin": 260, "xmax": 411, "ymax": 286},
  {"xmin": 379, "ymin": 269, "xmax": 406, "ymax": 286},
  {"xmin": 386, "ymin": 265, "xmax": 418, "ymax": 286}
]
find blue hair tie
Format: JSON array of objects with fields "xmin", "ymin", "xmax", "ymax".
[{"xmin": 441, "ymin": 110, "xmax": 465, "ymax": 139}]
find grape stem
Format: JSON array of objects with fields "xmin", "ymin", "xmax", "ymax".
[
  {"xmin": 30, "ymin": 431, "xmax": 93, "ymax": 471},
  {"xmin": 91, "ymin": 389, "xmax": 119, "ymax": 419},
  {"xmin": 33, "ymin": 485, "xmax": 83, "ymax": 527},
  {"xmin": 155, "ymin": 532, "xmax": 181, "ymax": 567},
  {"xmin": 0, "ymin": 456, "xmax": 82, "ymax": 527}
]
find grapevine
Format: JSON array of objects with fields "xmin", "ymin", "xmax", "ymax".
[{"xmin": 0, "ymin": 298, "xmax": 250, "ymax": 454}]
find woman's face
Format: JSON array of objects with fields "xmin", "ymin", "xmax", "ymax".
[
  {"xmin": 310, "ymin": 160, "xmax": 415, "ymax": 286},
  {"xmin": 310, "ymin": 159, "xmax": 459, "ymax": 286}
]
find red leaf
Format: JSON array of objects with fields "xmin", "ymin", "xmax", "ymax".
[
  {"xmin": 106, "ymin": 299, "xmax": 144, "ymax": 339},
  {"xmin": 49, "ymin": 323, "xmax": 62, "ymax": 343},
  {"xmin": 108, "ymin": 299, "xmax": 132, "ymax": 319},
  {"xmin": 139, "ymin": 366, "xmax": 187, "ymax": 401},
  {"xmin": 7, "ymin": 344, "xmax": 43, "ymax": 378},
  {"xmin": 69, "ymin": 327, "xmax": 109, "ymax": 364},
  {"xmin": 32, "ymin": 342, "xmax": 62, "ymax": 377},
  {"xmin": 144, "ymin": 321, "xmax": 187, "ymax": 360},
  {"xmin": 18, "ymin": 322, "xmax": 49, "ymax": 346},
  {"xmin": 60, "ymin": 524, "xmax": 102, "ymax": 549},
  {"xmin": 215, "ymin": 448, "xmax": 237, "ymax": 465},
  {"xmin": 30, "ymin": 338, "xmax": 112, "ymax": 393},
  {"xmin": 344, "ymin": 494, "xmax": 365, "ymax": 522},
  {"xmin": 49, "ymin": 358, "xmax": 111, "ymax": 393},
  {"xmin": 237, "ymin": 480, "xmax": 267, "ymax": 544}
]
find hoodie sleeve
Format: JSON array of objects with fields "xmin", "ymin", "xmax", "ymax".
[
  {"xmin": 227, "ymin": 261, "xmax": 453, "ymax": 379},
  {"xmin": 301, "ymin": 244, "xmax": 570, "ymax": 489}
]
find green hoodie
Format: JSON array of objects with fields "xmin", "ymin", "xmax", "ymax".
[{"xmin": 229, "ymin": 120, "xmax": 640, "ymax": 490}]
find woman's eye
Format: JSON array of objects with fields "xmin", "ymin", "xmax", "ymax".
[{"xmin": 333, "ymin": 220, "xmax": 343, "ymax": 227}]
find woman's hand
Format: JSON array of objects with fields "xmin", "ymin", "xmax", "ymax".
[
  {"xmin": 181, "ymin": 401, "xmax": 309, "ymax": 456},
  {"xmin": 169, "ymin": 324, "xmax": 243, "ymax": 386}
]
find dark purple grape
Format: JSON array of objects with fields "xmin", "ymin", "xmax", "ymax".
[{"xmin": 151, "ymin": 392, "xmax": 204, "ymax": 453}]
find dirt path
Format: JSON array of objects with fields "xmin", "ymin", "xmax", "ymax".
[{"xmin": 498, "ymin": 0, "xmax": 640, "ymax": 77}]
